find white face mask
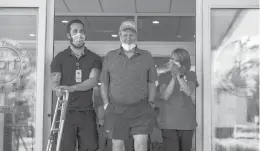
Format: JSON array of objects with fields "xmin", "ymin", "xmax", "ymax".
[
  {"xmin": 71, "ymin": 33, "xmax": 85, "ymax": 48},
  {"xmin": 168, "ymin": 60, "xmax": 181, "ymax": 68},
  {"xmin": 121, "ymin": 43, "xmax": 136, "ymax": 51}
]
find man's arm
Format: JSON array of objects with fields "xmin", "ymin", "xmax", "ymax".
[
  {"xmin": 100, "ymin": 83, "xmax": 109, "ymax": 105},
  {"xmin": 50, "ymin": 72, "xmax": 63, "ymax": 97},
  {"xmin": 100, "ymin": 54, "xmax": 110, "ymax": 107},
  {"xmin": 60, "ymin": 57, "xmax": 102, "ymax": 92},
  {"xmin": 148, "ymin": 82, "xmax": 157, "ymax": 103},
  {"xmin": 70, "ymin": 68, "xmax": 101, "ymax": 91},
  {"xmin": 50, "ymin": 72, "xmax": 61, "ymax": 91},
  {"xmin": 147, "ymin": 53, "xmax": 158, "ymax": 104}
]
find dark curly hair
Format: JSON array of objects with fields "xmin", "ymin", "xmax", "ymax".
[{"xmin": 66, "ymin": 19, "xmax": 84, "ymax": 34}]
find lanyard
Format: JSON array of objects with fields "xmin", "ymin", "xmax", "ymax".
[{"xmin": 76, "ymin": 62, "xmax": 80, "ymax": 70}]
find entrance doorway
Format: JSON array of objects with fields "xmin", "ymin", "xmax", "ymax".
[{"xmin": 46, "ymin": 0, "xmax": 199, "ymax": 151}]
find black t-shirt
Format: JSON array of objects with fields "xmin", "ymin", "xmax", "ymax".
[{"xmin": 51, "ymin": 46, "xmax": 102, "ymax": 110}]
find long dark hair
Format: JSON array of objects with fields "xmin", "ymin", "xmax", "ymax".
[{"xmin": 171, "ymin": 48, "xmax": 191, "ymax": 74}]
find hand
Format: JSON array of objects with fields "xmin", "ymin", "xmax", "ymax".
[
  {"xmin": 149, "ymin": 102, "xmax": 156, "ymax": 110},
  {"xmin": 54, "ymin": 87, "xmax": 63, "ymax": 97},
  {"xmin": 149, "ymin": 102, "xmax": 160, "ymax": 115},
  {"xmin": 59, "ymin": 85, "xmax": 75, "ymax": 92},
  {"xmin": 159, "ymin": 84, "xmax": 166, "ymax": 97},
  {"xmin": 170, "ymin": 64, "xmax": 182, "ymax": 77}
]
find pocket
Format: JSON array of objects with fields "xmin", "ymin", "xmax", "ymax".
[{"xmin": 147, "ymin": 104, "xmax": 157, "ymax": 117}]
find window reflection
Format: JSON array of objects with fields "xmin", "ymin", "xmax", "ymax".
[
  {"xmin": 211, "ymin": 9, "xmax": 259, "ymax": 151},
  {"xmin": 0, "ymin": 9, "xmax": 37, "ymax": 151}
]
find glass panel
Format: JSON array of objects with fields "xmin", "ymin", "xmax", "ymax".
[
  {"xmin": 137, "ymin": 16, "xmax": 195, "ymax": 42},
  {"xmin": 54, "ymin": 16, "xmax": 134, "ymax": 41},
  {"xmin": 211, "ymin": 8, "xmax": 260, "ymax": 151},
  {"xmin": 0, "ymin": 8, "xmax": 37, "ymax": 151}
]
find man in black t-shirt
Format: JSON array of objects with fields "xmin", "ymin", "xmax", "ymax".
[{"xmin": 50, "ymin": 19, "xmax": 102, "ymax": 151}]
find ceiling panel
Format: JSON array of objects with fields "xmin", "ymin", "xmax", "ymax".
[
  {"xmin": 54, "ymin": 16, "xmax": 134, "ymax": 41},
  {"xmin": 55, "ymin": 0, "xmax": 195, "ymax": 15},
  {"xmin": 54, "ymin": 16, "xmax": 196, "ymax": 41},
  {"xmin": 101, "ymin": 0, "xmax": 135, "ymax": 13},
  {"xmin": 64, "ymin": 0, "xmax": 102, "ymax": 13},
  {"xmin": 55, "ymin": 0, "xmax": 69, "ymax": 13},
  {"xmin": 137, "ymin": 16, "xmax": 195, "ymax": 41},
  {"xmin": 170, "ymin": 0, "xmax": 195, "ymax": 14},
  {"xmin": 136, "ymin": 0, "xmax": 171, "ymax": 13}
]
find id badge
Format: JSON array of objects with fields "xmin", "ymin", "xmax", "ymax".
[{"xmin": 75, "ymin": 70, "xmax": 82, "ymax": 83}]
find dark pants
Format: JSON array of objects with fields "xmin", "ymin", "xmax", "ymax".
[
  {"xmin": 161, "ymin": 129, "xmax": 194, "ymax": 151},
  {"xmin": 59, "ymin": 110, "xmax": 98, "ymax": 151}
]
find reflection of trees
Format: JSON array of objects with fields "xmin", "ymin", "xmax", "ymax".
[{"xmin": 214, "ymin": 36, "xmax": 259, "ymax": 122}]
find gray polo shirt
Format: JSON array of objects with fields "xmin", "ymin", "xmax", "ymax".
[{"xmin": 101, "ymin": 47, "xmax": 158, "ymax": 104}]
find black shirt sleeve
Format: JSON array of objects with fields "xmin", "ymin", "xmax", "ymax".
[
  {"xmin": 187, "ymin": 71, "xmax": 199, "ymax": 87},
  {"xmin": 50, "ymin": 53, "xmax": 62, "ymax": 73}
]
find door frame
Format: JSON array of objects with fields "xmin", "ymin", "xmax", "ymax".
[
  {"xmin": 0, "ymin": 0, "xmax": 47, "ymax": 150},
  {"xmin": 201, "ymin": 0, "xmax": 260, "ymax": 150}
]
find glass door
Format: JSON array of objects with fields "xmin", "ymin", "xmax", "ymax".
[
  {"xmin": 210, "ymin": 8, "xmax": 259, "ymax": 151},
  {"xmin": 0, "ymin": 8, "xmax": 41, "ymax": 151}
]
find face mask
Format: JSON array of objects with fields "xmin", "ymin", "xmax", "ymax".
[
  {"xmin": 168, "ymin": 60, "xmax": 181, "ymax": 68},
  {"xmin": 121, "ymin": 43, "xmax": 136, "ymax": 51},
  {"xmin": 70, "ymin": 33, "xmax": 85, "ymax": 48}
]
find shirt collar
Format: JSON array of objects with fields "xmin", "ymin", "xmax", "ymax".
[
  {"xmin": 67, "ymin": 46, "xmax": 89, "ymax": 57},
  {"xmin": 117, "ymin": 46, "xmax": 142, "ymax": 55}
]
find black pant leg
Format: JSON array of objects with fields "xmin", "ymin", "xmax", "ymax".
[
  {"xmin": 162, "ymin": 129, "xmax": 180, "ymax": 151},
  {"xmin": 179, "ymin": 130, "xmax": 194, "ymax": 151},
  {"xmin": 59, "ymin": 113, "xmax": 77, "ymax": 151}
]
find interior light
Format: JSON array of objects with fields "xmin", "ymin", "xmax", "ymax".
[
  {"xmin": 111, "ymin": 34, "xmax": 118, "ymax": 38},
  {"xmin": 29, "ymin": 34, "xmax": 35, "ymax": 37},
  {"xmin": 194, "ymin": 35, "xmax": 196, "ymax": 38},
  {"xmin": 152, "ymin": 21, "xmax": 159, "ymax": 24},
  {"xmin": 177, "ymin": 35, "xmax": 182, "ymax": 38},
  {"xmin": 62, "ymin": 20, "xmax": 68, "ymax": 23}
]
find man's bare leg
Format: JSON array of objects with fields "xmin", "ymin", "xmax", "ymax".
[
  {"xmin": 112, "ymin": 139, "xmax": 125, "ymax": 151},
  {"xmin": 133, "ymin": 134, "xmax": 148, "ymax": 151}
]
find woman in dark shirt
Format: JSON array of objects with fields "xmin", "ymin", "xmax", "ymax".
[{"xmin": 157, "ymin": 48, "xmax": 199, "ymax": 151}]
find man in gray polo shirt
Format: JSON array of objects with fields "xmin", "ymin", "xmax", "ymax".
[{"xmin": 100, "ymin": 20, "xmax": 158, "ymax": 151}]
